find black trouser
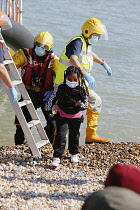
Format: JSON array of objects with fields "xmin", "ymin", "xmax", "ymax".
[
  {"xmin": 53, "ymin": 113, "xmax": 83, "ymax": 158},
  {"xmin": 14, "ymin": 89, "xmax": 55, "ymax": 145}
]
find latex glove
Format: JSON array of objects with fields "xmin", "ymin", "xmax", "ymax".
[
  {"xmin": 9, "ymin": 87, "xmax": 18, "ymax": 103},
  {"xmin": 84, "ymin": 74, "xmax": 96, "ymax": 89},
  {"xmin": 43, "ymin": 90, "xmax": 53, "ymax": 101},
  {"xmin": 102, "ymin": 63, "xmax": 112, "ymax": 76}
]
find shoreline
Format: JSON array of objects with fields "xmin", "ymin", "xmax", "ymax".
[{"xmin": 0, "ymin": 142, "xmax": 140, "ymax": 210}]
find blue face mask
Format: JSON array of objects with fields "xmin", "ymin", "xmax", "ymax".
[
  {"xmin": 35, "ymin": 46, "xmax": 46, "ymax": 56},
  {"xmin": 66, "ymin": 79, "xmax": 79, "ymax": 88}
]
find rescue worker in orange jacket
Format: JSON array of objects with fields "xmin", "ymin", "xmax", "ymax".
[{"xmin": 12, "ymin": 32, "xmax": 59, "ymax": 145}]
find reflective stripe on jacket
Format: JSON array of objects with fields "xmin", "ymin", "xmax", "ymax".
[{"xmin": 54, "ymin": 33, "xmax": 93, "ymax": 84}]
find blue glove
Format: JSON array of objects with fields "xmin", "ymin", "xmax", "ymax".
[
  {"xmin": 84, "ymin": 74, "xmax": 96, "ymax": 89},
  {"xmin": 10, "ymin": 87, "xmax": 18, "ymax": 103},
  {"xmin": 102, "ymin": 63, "xmax": 112, "ymax": 76},
  {"xmin": 43, "ymin": 90, "xmax": 53, "ymax": 101}
]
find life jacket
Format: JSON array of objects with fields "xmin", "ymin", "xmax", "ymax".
[
  {"xmin": 54, "ymin": 33, "xmax": 93, "ymax": 84},
  {"xmin": 22, "ymin": 48, "xmax": 55, "ymax": 92}
]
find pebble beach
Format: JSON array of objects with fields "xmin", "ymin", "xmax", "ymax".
[{"xmin": 0, "ymin": 142, "xmax": 140, "ymax": 210}]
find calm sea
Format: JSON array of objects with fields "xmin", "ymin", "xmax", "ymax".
[{"xmin": 0, "ymin": 0, "xmax": 140, "ymax": 146}]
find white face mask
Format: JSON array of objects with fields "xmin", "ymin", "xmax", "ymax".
[
  {"xmin": 89, "ymin": 36, "xmax": 99, "ymax": 45},
  {"xmin": 92, "ymin": 36, "xmax": 99, "ymax": 43},
  {"xmin": 66, "ymin": 79, "xmax": 79, "ymax": 88},
  {"xmin": 35, "ymin": 46, "xmax": 46, "ymax": 56}
]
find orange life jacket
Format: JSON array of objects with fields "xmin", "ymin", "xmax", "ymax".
[{"xmin": 22, "ymin": 48, "xmax": 55, "ymax": 92}]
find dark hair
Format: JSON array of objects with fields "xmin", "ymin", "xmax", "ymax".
[{"xmin": 64, "ymin": 66, "xmax": 88, "ymax": 98}]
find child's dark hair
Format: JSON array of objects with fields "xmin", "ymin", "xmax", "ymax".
[{"xmin": 64, "ymin": 66, "xmax": 89, "ymax": 98}]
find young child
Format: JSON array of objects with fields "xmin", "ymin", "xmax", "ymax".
[{"xmin": 46, "ymin": 66, "xmax": 89, "ymax": 167}]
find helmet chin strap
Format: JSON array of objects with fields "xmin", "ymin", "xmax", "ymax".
[{"xmin": 83, "ymin": 36, "xmax": 90, "ymax": 44}]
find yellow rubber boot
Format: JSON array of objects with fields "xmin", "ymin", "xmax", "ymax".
[
  {"xmin": 85, "ymin": 126, "xmax": 110, "ymax": 143},
  {"xmin": 85, "ymin": 106, "xmax": 110, "ymax": 144}
]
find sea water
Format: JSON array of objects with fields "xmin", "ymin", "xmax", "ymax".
[{"xmin": 0, "ymin": 0, "xmax": 140, "ymax": 146}]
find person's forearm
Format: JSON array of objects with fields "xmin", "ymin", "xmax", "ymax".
[
  {"xmin": 0, "ymin": 63, "xmax": 13, "ymax": 88},
  {"xmin": 70, "ymin": 55, "xmax": 87, "ymax": 75},
  {"xmin": 92, "ymin": 52, "xmax": 104, "ymax": 65}
]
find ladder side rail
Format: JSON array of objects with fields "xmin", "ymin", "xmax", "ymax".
[
  {"xmin": 2, "ymin": 83, "xmax": 42, "ymax": 157},
  {"xmin": 3, "ymin": 76, "xmax": 49, "ymax": 154},
  {"xmin": 16, "ymin": 83, "xmax": 34, "ymax": 100},
  {"xmin": 1, "ymin": 35, "xmax": 23, "ymax": 81},
  {"xmin": 6, "ymin": 63, "xmax": 24, "ymax": 81},
  {"xmin": 17, "ymin": 96, "xmax": 50, "ymax": 141},
  {"xmin": 0, "ymin": 34, "xmax": 23, "ymax": 88},
  {"xmin": 35, "ymin": 122, "xmax": 50, "ymax": 141},
  {"xmin": 16, "ymin": 86, "xmax": 50, "ymax": 145},
  {"xmin": 17, "ymin": 99, "xmax": 50, "ymax": 141},
  {"xmin": 21, "ymin": 101, "xmax": 41, "ymax": 120}
]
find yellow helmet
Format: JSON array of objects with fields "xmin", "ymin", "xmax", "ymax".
[
  {"xmin": 34, "ymin": 32, "xmax": 54, "ymax": 51},
  {"xmin": 81, "ymin": 17, "xmax": 108, "ymax": 40}
]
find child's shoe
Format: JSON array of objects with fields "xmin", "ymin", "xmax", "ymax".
[
  {"xmin": 50, "ymin": 157, "xmax": 60, "ymax": 168},
  {"xmin": 70, "ymin": 154, "xmax": 78, "ymax": 163}
]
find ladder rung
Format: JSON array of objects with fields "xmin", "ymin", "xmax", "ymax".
[
  {"xmin": 27, "ymin": 120, "xmax": 40, "ymax": 128},
  {"xmin": 36, "ymin": 140, "xmax": 48, "ymax": 148},
  {"xmin": 18, "ymin": 100, "xmax": 32, "ymax": 107},
  {"xmin": 12, "ymin": 80, "xmax": 22, "ymax": 85},
  {"xmin": 3, "ymin": 60, "xmax": 13, "ymax": 65},
  {"xmin": 1, "ymin": 32, "xmax": 50, "ymax": 157}
]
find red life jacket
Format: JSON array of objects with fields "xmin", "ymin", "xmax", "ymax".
[{"xmin": 22, "ymin": 48, "xmax": 55, "ymax": 92}]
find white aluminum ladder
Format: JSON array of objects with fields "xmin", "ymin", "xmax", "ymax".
[{"xmin": 0, "ymin": 32, "xmax": 50, "ymax": 157}]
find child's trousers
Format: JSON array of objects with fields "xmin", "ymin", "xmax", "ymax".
[{"xmin": 53, "ymin": 113, "xmax": 83, "ymax": 158}]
